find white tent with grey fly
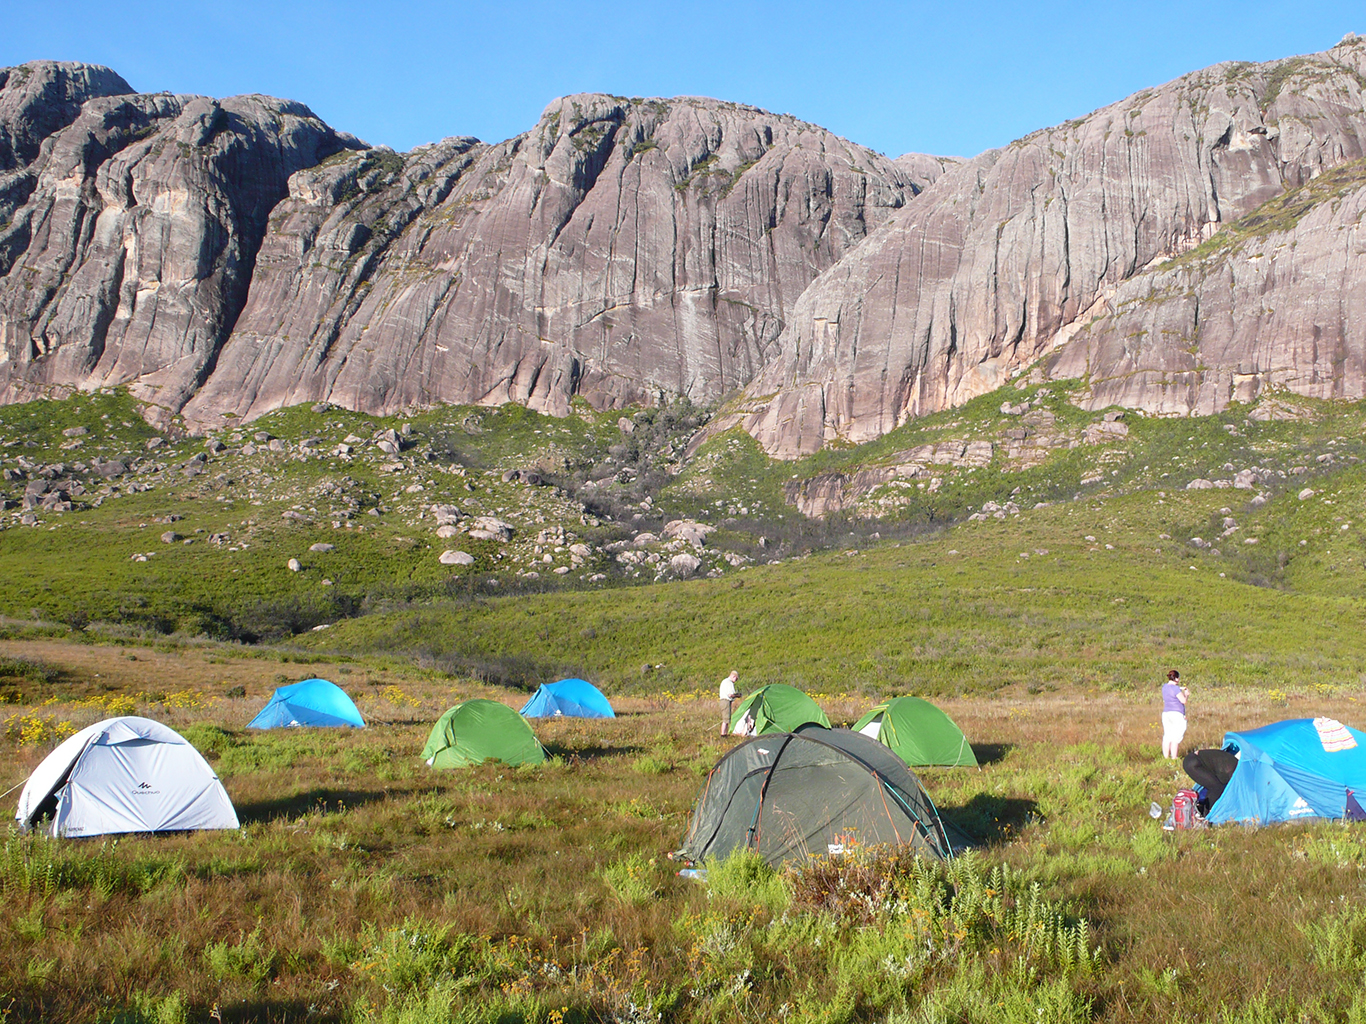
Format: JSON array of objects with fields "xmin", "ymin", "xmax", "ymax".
[{"xmin": 15, "ymin": 716, "xmax": 238, "ymax": 837}]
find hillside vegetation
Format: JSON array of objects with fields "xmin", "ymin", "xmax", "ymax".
[{"xmin": 1, "ymin": 379, "xmax": 1363, "ymax": 657}]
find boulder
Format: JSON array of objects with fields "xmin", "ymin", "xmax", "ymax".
[
  {"xmin": 287, "ymin": 558, "xmax": 302, "ymax": 571},
  {"xmin": 468, "ymin": 516, "xmax": 515, "ymax": 541},
  {"xmin": 664, "ymin": 519, "xmax": 715, "ymax": 547},
  {"xmin": 439, "ymin": 549, "xmax": 474, "ymax": 565},
  {"xmin": 309, "ymin": 542, "xmax": 335, "ymax": 552},
  {"xmin": 430, "ymin": 504, "xmax": 464, "ymax": 525},
  {"xmin": 669, "ymin": 552, "xmax": 702, "ymax": 576},
  {"xmin": 1082, "ymin": 420, "xmax": 1129, "ymax": 443},
  {"xmin": 160, "ymin": 531, "xmax": 180, "ymax": 543}
]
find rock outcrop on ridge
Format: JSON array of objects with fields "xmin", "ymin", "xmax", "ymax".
[
  {"xmin": 182, "ymin": 95, "xmax": 918, "ymax": 424},
  {"xmin": 0, "ymin": 67, "xmax": 922, "ymax": 426},
  {"xmin": 8, "ymin": 40, "xmax": 1366, "ymax": 454},
  {"xmin": 734, "ymin": 35, "xmax": 1366, "ymax": 456},
  {"xmin": 0, "ymin": 62, "xmax": 362, "ymax": 421}
]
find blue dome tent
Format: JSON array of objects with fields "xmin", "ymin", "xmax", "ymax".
[
  {"xmin": 520, "ymin": 678, "xmax": 614, "ymax": 719},
  {"xmin": 1208, "ymin": 718, "xmax": 1366, "ymax": 825},
  {"xmin": 248, "ymin": 678, "xmax": 366, "ymax": 729}
]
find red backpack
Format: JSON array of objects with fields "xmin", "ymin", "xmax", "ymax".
[{"xmin": 1173, "ymin": 789, "xmax": 1200, "ymax": 830}]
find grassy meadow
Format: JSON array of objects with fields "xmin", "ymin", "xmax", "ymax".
[{"xmin": 0, "ymin": 639, "xmax": 1364, "ymax": 1023}]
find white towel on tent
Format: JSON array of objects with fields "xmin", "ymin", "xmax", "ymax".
[{"xmin": 1314, "ymin": 717, "xmax": 1357, "ymax": 753}]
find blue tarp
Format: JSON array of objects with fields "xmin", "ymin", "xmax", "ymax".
[
  {"xmin": 1207, "ymin": 718, "xmax": 1366, "ymax": 825},
  {"xmin": 520, "ymin": 678, "xmax": 615, "ymax": 719},
  {"xmin": 247, "ymin": 678, "xmax": 366, "ymax": 729}
]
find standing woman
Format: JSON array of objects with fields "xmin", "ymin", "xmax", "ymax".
[{"xmin": 1161, "ymin": 669, "xmax": 1189, "ymax": 759}]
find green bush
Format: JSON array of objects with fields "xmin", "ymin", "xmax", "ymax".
[
  {"xmin": 706, "ymin": 848, "xmax": 790, "ymax": 917},
  {"xmin": 203, "ymin": 925, "xmax": 277, "ymax": 987}
]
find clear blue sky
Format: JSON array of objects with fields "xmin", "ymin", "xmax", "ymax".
[{"xmin": 5, "ymin": 2, "xmax": 1362, "ymax": 159}]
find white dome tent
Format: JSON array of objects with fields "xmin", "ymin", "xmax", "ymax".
[{"xmin": 15, "ymin": 716, "xmax": 239, "ymax": 837}]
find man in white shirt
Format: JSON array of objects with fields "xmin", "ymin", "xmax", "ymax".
[{"xmin": 718, "ymin": 670, "xmax": 739, "ymax": 735}]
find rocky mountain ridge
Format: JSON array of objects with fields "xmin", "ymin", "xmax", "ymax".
[
  {"xmin": 730, "ymin": 33, "xmax": 1366, "ymax": 455},
  {"xmin": 0, "ymin": 65, "xmax": 926, "ymax": 431},
  {"xmin": 3, "ymin": 42, "xmax": 1366, "ymax": 457}
]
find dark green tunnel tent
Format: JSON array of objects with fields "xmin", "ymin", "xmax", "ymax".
[
  {"xmin": 730, "ymin": 683, "xmax": 831, "ymax": 736},
  {"xmin": 853, "ymin": 696, "xmax": 978, "ymax": 768},
  {"xmin": 679, "ymin": 728, "xmax": 952, "ymax": 867},
  {"xmin": 422, "ymin": 700, "xmax": 546, "ymax": 768}
]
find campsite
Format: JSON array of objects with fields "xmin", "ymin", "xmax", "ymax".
[{"xmin": 3, "ymin": 624, "xmax": 1366, "ymax": 1023}]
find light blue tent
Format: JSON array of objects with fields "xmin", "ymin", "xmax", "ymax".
[
  {"xmin": 520, "ymin": 678, "xmax": 614, "ymax": 719},
  {"xmin": 248, "ymin": 678, "xmax": 366, "ymax": 729},
  {"xmin": 1207, "ymin": 718, "xmax": 1366, "ymax": 825}
]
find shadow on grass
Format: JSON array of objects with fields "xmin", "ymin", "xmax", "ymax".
[
  {"xmin": 236, "ymin": 787, "xmax": 389, "ymax": 823},
  {"xmin": 938, "ymin": 792, "xmax": 1038, "ymax": 847},
  {"xmin": 364, "ymin": 717, "xmax": 434, "ymax": 726},
  {"xmin": 970, "ymin": 742, "xmax": 1013, "ymax": 766},
  {"xmin": 542, "ymin": 742, "xmax": 645, "ymax": 761}
]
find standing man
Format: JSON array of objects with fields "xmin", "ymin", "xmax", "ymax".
[{"xmin": 719, "ymin": 670, "xmax": 739, "ymax": 736}]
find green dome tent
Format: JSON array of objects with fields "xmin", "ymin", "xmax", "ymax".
[
  {"xmin": 853, "ymin": 696, "xmax": 977, "ymax": 768},
  {"xmin": 730, "ymin": 684, "xmax": 831, "ymax": 736},
  {"xmin": 422, "ymin": 700, "xmax": 546, "ymax": 768}
]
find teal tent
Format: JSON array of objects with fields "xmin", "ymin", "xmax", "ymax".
[
  {"xmin": 521, "ymin": 678, "xmax": 614, "ymax": 718},
  {"xmin": 248, "ymin": 679, "xmax": 364, "ymax": 729},
  {"xmin": 1208, "ymin": 718, "xmax": 1366, "ymax": 825}
]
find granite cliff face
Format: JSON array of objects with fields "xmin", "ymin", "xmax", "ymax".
[
  {"xmin": 0, "ymin": 62, "xmax": 361, "ymax": 422},
  {"xmin": 0, "ymin": 68, "xmax": 920, "ymax": 426},
  {"xmin": 734, "ymin": 35, "xmax": 1366, "ymax": 456},
  {"xmin": 182, "ymin": 95, "xmax": 918, "ymax": 424},
  {"xmin": 7, "ymin": 43, "xmax": 1366, "ymax": 452}
]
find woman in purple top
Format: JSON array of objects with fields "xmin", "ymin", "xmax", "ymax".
[{"xmin": 1161, "ymin": 669, "xmax": 1189, "ymax": 759}]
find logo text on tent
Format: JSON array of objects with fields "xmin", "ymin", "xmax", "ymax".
[{"xmin": 134, "ymin": 782, "xmax": 160, "ymax": 795}]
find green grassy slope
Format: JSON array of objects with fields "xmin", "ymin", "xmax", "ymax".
[
  {"xmin": 2, "ymin": 383, "xmax": 1365, "ymax": 669},
  {"xmin": 308, "ymin": 481, "xmax": 1366, "ymax": 694}
]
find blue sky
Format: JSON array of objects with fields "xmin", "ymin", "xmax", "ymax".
[{"xmin": 5, "ymin": 2, "xmax": 1362, "ymax": 159}]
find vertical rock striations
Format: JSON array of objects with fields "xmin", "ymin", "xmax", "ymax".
[
  {"xmin": 735, "ymin": 36, "xmax": 1366, "ymax": 456},
  {"xmin": 8, "ymin": 44, "xmax": 1366, "ymax": 447},
  {"xmin": 183, "ymin": 95, "xmax": 918, "ymax": 425},
  {"xmin": 0, "ymin": 63, "xmax": 361, "ymax": 422}
]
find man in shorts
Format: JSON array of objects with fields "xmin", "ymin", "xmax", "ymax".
[{"xmin": 719, "ymin": 670, "xmax": 739, "ymax": 736}]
